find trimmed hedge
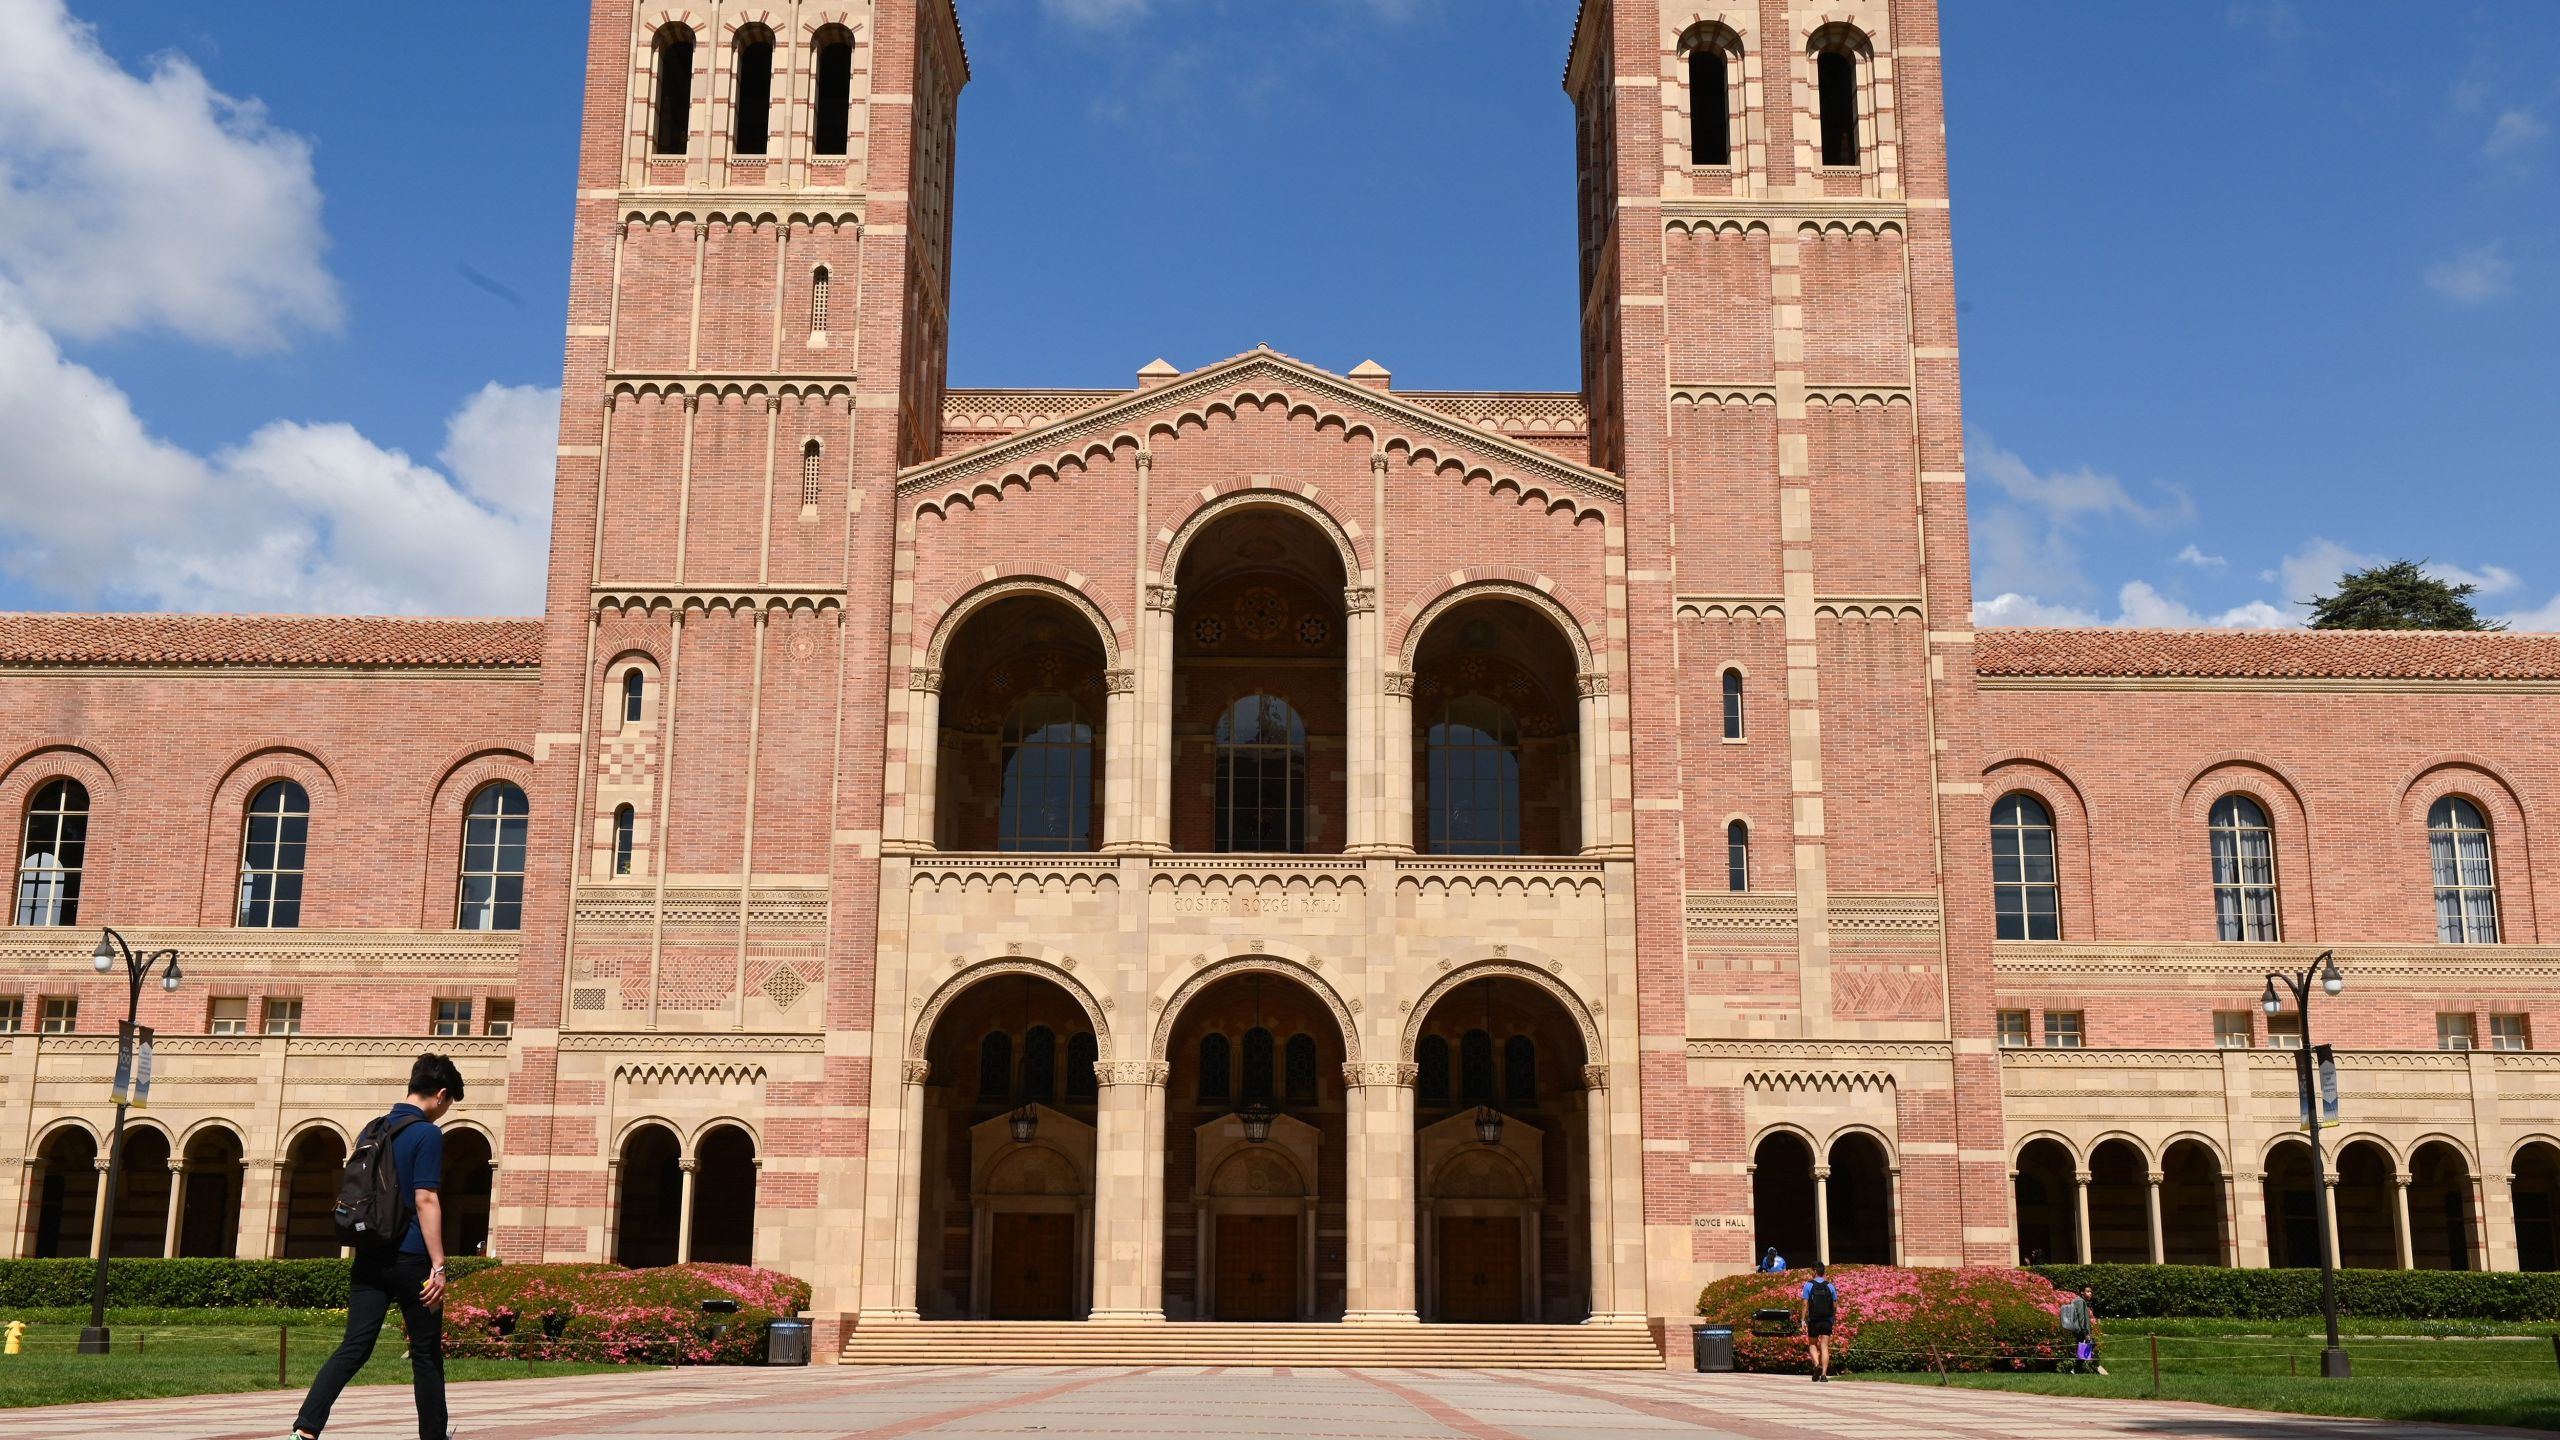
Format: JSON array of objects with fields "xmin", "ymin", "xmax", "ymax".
[
  {"xmin": 2028, "ymin": 1264, "xmax": 2560, "ymax": 1321},
  {"xmin": 0, "ymin": 1256, "xmax": 500, "ymax": 1310},
  {"xmin": 1697, "ymin": 1266, "xmax": 2075, "ymax": 1373},
  {"xmin": 445, "ymin": 1263, "xmax": 810, "ymax": 1365}
]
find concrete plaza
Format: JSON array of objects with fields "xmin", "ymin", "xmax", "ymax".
[{"xmin": 3, "ymin": 1365, "xmax": 2513, "ymax": 1440}]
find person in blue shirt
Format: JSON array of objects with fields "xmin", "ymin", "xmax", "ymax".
[
  {"xmin": 1759, "ymin": 1246, "xmax": 1786, "ymax": 1273},
  {"xmin": 1798, "ymin": 1263, "xmax": 1838, "ymax": 1382},
  {"xmin": 292, "ymin": 1053, "xmax": 463, "ymax": 1440}
]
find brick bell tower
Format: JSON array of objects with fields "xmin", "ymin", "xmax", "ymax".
[
  {"xmin": 495, "ymin": 0, "xmax": 965, "ymax": 1342},
  {"xmin": 1565, "ymin": 0, "xmax": 2012, "ymax": 1308}
]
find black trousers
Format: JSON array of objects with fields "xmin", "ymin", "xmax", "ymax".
[{"xmin": 293, "ymin": 1250, "xmax": 445, "ymax": 1439}]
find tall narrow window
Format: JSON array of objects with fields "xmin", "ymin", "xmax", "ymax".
[
  {"xmin": 1503, "ymin": 1035, "xmax": 1537, "ymax": 1104},
  {"xmin": 1721, "ymin": 668, "xmax": 1745, "ymax": 740},
  {"xmin": 1283, "ymin": 1033, "xmax": 1318, "ymax": 1105},
  {"xmin": 653, "ymin": 26, "xmax": 696, "ymax": 157},
  {"xmin": 1417, "ymin": 1034, "xmax": 1451, "ymax": 1103},
  {"xmin": 1214, "ymin": 694, "xmax": 1306, "ymax": 853},
  {"xmin": 998, "ymin": 694, "xmax": 1094, "ymax": 852},
  {"xmin": 731, "ymin": 30, "xmax": 773, "ymax": 156},
  {"xmin": 612, "ymin": 804, "xmax": 636, "ymax": 876},
  {"xmin": 1460, "ymin": 1028, "xmax": 1496, "ymax": 1103},
  {"xmin": 809, "ymin": 267, "xmax": 830, "ymax": 331},
  {"xmin": 2429, "ymin": 796, "xmax": 2500, "ymax": 944},
  {"xmin": 457, "ymin": 783, "xmax": 529, "ymax": 932},
  {"xmin": 1990, "ymin": 792, "xmax": 2060, "ymax": 941},
  {"xmin": 1425, "ymin": 696, "xmax": 1520, "ymax": 856},
  {"xmin": 1241, "ymin": 1026, "xmax": 1275, "ymax": 1103},
  {"xmin": 1020, "ymin": 1025, "xmax": 1057, "ymax": 1102},
  {"xmin": 622, "ymin": 667, "xmax": 645, "ymax": 725},
  {"xmin": 1197, "ymin": 1032, "xmax": 1231, "ymax": 1103},
  {"xmin": 1726, "ymin": 819, "xmax": 1749, "ymax": 893},
  {"xmin": 15, "ymin": 778, "xmax": 88, "ymax": 927},
  {"xmin": 977, "ymin": 1031, "xmax": 1013, "ymax": 1102},
  {"xmin": 1688, "ymin": 41, "xmax": 1731, "ymax": 165},
  {"xmin": 237, "ymin": 780, "xmax": 310, "ymax": 929},
  {"xmin": 801, "ymin": 440, "xmax": 823, "ymax": 507},
  {"xmin": 812, "ymin": 31, "xmax": 853, "ymax": 157},
  {"xmin": 2209, "ymin": 794, "xmax": 2280, "ymax": 942},
  {"xmin": 1816, "ymin": 47, "xmax": 1860, "ymax": 166}
]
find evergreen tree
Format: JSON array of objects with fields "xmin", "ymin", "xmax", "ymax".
[{"xmin": 2305, "ymin": 560, "xmax": 2502, "ymax": 631}]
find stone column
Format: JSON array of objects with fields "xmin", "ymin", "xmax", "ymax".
[
  {"xmin": 2323, "ymin": 1174, "xmax": 2342, "ymax": 1270},
  {"xmin": 1583, "ymin": 1068, "xmax": 1620, "ymax": 1317},
  {"xmin": 2392, "ymin": 1173, "xmax": 2415, "ymax": 1270},
  {"xmin": 1576, "ymin": 673, "xmax": 1609, "ymax": 854},
  {"xmin": 88, "ymin": 1157, "xmax": 111, "ymax": 1260},
  {"xmin": 1812, "ymin": 1165, "xmax": 1832, "ymax": 1266},
  {"xmin": 601, "ymin": 1158, "xmax": 623, "ymax": 1265},
  {"xmin": 2071, "ymin": 1170, "xmax": 2092, "ymax": 1265},
  {"xmin": 1342, "ymin": 1063, "xmax": 1418, "ymax": 1322},
  {"xmin": 1887, "ymin": 1166, "xmax": 1905, "ymax": 1265},
  {"xmin": 252, "ymin": 1156, "xmax": 289, "ymax": 1259},
  {"xmin": 883, "ymin": 1063, "xmax": 932, "ymax": 1318},
  {"xmin": 1343, "ymin": 585, "xmax": 1381, "ymax": 853},
  {"xmin": 1381, "ymin": 671, "xmax": 1416, "ymax": 853},
  {"xmin": 2145, "ymin": 1171, "xmax": 2165, "ymax": 1265},
  {"xmin": 904, "ymin": 669, "xmax": 942, "ymax": 849},
  {"xmin": 1101, "ymin": 669, "xmax": 1139, "ymax": 852},
  {"xmin": 1090, "ymin": 1061, "xmax": 1168, "ymax": 1320},
  {"xmin": 675, "ymin": 1159, "xmax": 698, "ymax": 1264},
  {"xmin": 1139, "ymin": 584, "xmax": 1178, "ymax": 851},
  {"xmin": 162, "ymin": 1159, "xmax": 187, "ymax": 1258}
]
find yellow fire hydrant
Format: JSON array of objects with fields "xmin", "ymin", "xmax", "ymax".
[{"xmin": 5, "ymin": 1319, "xmax": 24, "ymax": 1355}]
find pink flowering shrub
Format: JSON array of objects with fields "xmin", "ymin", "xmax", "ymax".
[
  {"xmin": 445, "ymin": 1263, "xmax": 812, "ymax": 1365},
  {"xmin": 1695, "ymin": 1266, "xmax": 2080, "ymax": 1373}
]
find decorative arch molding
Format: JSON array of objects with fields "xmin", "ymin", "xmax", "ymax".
[
  {"xmin": 205, "ymin": 744, "xmax": 338, "ymax": 809},
  {"xmin": 1742, "ymin": 1068, "xmax": 1894, "ymax": 1096},
  {"xmin": 2406, "ymin": 1131, "xmax": 2481, "ymax": 1171},
  {"xmin": 2083, "ymin": 1131, "xmax": 2157, "ymax": 1169},
  {"xmin": 279, "ymin": 1116, "xmax": 353, "ymax": 1155},
  {"xmin": 2157, "ymin": 1131, "xmax": 2232, "ymax": 1171},
  {"xmin": 2177, "ymin": 756, "xmax": 2313, "ymax": 824},
  {"xmin": 1745, "ymin": 1121, "xmax": 1822, "ymax": 1160},
  {"xmin": 686, "ymin": 1116, "xmax": 762, "ymax": 1157},
  {"xmin": 1983, "ymin": 756, "xmax": 2098, "ymax": 940},
  {"xmin": 1797, "ymin": 218, "xmax": 1903, "ymax": 238},
  {"xmin": 2397, "ymin": 757, "xmax": 2537, "ymax": 941},
  {"xmin": 2507, "ymin": 1135, "xmax": 2560, "ymax": 1173},
  {"xmin": 1426, "ymin": 1140, "xmax": 1536, "ymax": 1195},
  {"xmin": 426, "ymin": 748, "xmax": 536, "ymax": 820},
  {"xmin": 2399, "ymin": 756, "xmax": 2529, "ymax": 823},
  {"xmin": 918, "ymin": 574, "xmax": 1124, "ymax": 671},
  {"xmin": 1399, "ymin": 958, "xmax": 1602, "ymax": 1068},
  {"xmin": 1825, "ymin": 1122, "xmax": 1899, "ymax": 1162},
  {"xmin": 1663, "ymin": 219, "xmax": 1773, "ymax": 239},
  {"xmin": 30, "ymin": 1115, "xmax": 104, "ymax": 1151},
  {"xmin": 174, "ymin": 1117, "xmax": 251, "ymax": 1153},
  {"xmin": 1157, "ymin": 484, "xmax": 1362, "ymax": 587},
  {"xmin": 2011, "ymin": 1130, "xmax": 2084, "ymax": 1168},
  {"xmin": 614, "ymin": 1061, "xmax": 769, "ymax": 1087},
  {"xmin": 1149, "ymin": 949, "xmax": 1361, "ymax": 1065},
  {"xmin": 909, "ymin": 950, "xmax": 1117, "ymax": 1065},
  {"xmin": 612, "ymin": 1115, "xmax": 686, "ymax": 1155},
  {"xmin": 2328, "ymin": 1132, "xmax": 2404, "ymax": 1174},
  {"xmin": 0, "ymin": 741, "xmax": 116, "ymax": 801},
  {"xmin": 437, "ymin": 1118, "xmax": 501, "ymax": 1153},
  {"xmin": 606, "ymin": 378, "xmax": 857, "ymax": 404},
  {"xmin": 1397, "ymin": 577, "xmax": 1597, "ymax": 673},
  {"xmin": 590, "ymin": 592, "xmax": 846, "ymax": 619},
  {"xmin": 201, "ymin": 746, "xmax": 337, "ymax": 927},
  {"xmin": 2180, "ymin": 757, "xmax": 2319, "ymax": 937}
]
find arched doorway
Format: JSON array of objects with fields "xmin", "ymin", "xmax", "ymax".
[
  {"xmin": 29, "ymin": 1127, "xmax": 98, "ymax": 1258},
  {"xmin": 613, "ymin": 1123, "xmax": 683, "ymax": 1268},
  {"xmin": 1826, "ymin": 1133, "xmax": 1894, "ymax": 1264},
  {"xmin": 1412, "ymin": 973, "xmax": 1592, "ymax": 1321},
  {"xmin": 1164, "ymin": 966, "xmax": 1348, "ymax": 1320},
  {"xmin": 2159, "ymin": 1139, "xmax": 2226, "ymax": 1266},
  {"xmin": 1407, "ymin": 596, "xmax": 1583, "ymax": 856},
  {"xmin": 933, "ymin": 592, "xmax": 1110, "ymax": 852},
  {"xmin": 915, "ymin": 971, "xmax": 1099, "ymax": 1318},
  {"xmin": 689, "ymin": 1125, "xmax": 758, "ymax": 1266},
  {"xmin": 1752, "ymin": 1132, "xmax": 1818, "ymax": 1268},
  {"xmin": 279, "ymin": 1128, "xmax": 346, "ymax": 1259},
  {"xmin": 2514, "ymin": 1142, "xmax": 2560, "ymax": 1273},
  {"xmin": 1172, "ymin": 507, "xmax": 1348, "ymax": 855},
  {"xmin": 2333, "ymin": 1140, "xmax": 2396, "ymax": 1270},
  {"xmin": 107, "ymin": 1127, "xmax": 174, "ymax": 1257},
  {"xmin": 2012, "ymin": 1138, "xmax": 2077, "ymax": 1264},
  {"xmin": 177, "ymin": 1127, "xmax": 246, "ymax": 1258},
  {"xmin": 440, "ymin": 1128, "xmax": 495, "ymax": 1259},
  {"xmin": 2086, "ymin": 1139, "xmax": 2150, "ymax": 1264},
  {"xmin": 2409, "ymin": 1141, "xmax": 2475, "ymax": 1271},
  {"xmin": 2262, "ymin": 1141, "xmax": 2319, "ymax": 1268}
]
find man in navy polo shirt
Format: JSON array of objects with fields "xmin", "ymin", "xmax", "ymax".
[{"xmin": 291, "ymin": 1053, "xmax": 463, "ymax": 1440}]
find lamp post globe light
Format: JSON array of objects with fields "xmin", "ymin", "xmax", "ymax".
[
  {"xmin": 79, "ymin": 926, "xmax": 183, "ymax": 1356},
  {"xmin": 2263, "ymin": 949, "xmax": 2348, "ymax": 1379}
]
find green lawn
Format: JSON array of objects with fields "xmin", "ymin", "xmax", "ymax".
[
  {"xmin": 1849, "ymin": 1328, "xmax": 2560, "ymax": 1430},
  {"xmin": 0, "ymin": 1313, "xmax": 639, "ymax": 1409}
]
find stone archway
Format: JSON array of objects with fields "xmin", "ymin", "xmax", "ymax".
[
  {"xmin": 107, "ymin": 1127, "xmax": 174, "ymax": 1257},
  {"xmin": 440, "ymin": 1127, "xmax": 495, "ymax": 1259},
  {"xmin": 689, "ymin": 1125, "xmax": 758, "ymax": 1266},
  {"xmin": 2333, "ymin": 1140, "xmax": 2397, "ymax": 1270},
  {"xmin": 1422, "ymin": 1131, "xmax": 1542, "ymax": 1322},
  {"xmin": 2160, "ymin": 1139, "xmax": 2227, "ymax": 1266},
  {"xmin": 2409, "ymin": 1140, "xmax": 2475, "ymax": 1271},
  {"xmin": 177, "ymin": 1127, "xmax": 246, "ymax": 1259},
  {"xmin": 2012, "ymin": 1138, "xmax": 2077, "ymax": 1265},
  {"xmin": 1825, "ymin": 1132, "xmax": 1894, "ymax": 1265},
  {"xmin": 2263, "ymin": 1141, "xmax": 2319, "ymax": 1268},
  {"xmin": 1752, "ymin": 1131, "xmax": 1818, "ymax": 1268},
  {"xmin": 613, "ymin": 1123, "xmax": 683, "ymax": 1268},
  {"xmin": 2515, "ymin": 1142, "xmax": 2560, "ymax": 1273},
  {"xmin": 973, "ymin": 1129, "xmax": 1092, "ymax": 1319},
  {"xmin": 2086, "ymin": 1139, "xmax": 2150, "ymax": 1264},
  {"xmin": 1196, "ymin": 1127, "xmax": 1318, "ymax": 1322},
  {"xmin": 279, "ymin": 1129, "xmax": 346, "ymax": 1259},
  {"xmin": 28, "ymin": 1127, "xmax": 98, "ymax": 1259}
]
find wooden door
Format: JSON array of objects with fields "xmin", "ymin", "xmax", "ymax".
[
  {"xmin": 1214, "ymin": 1213, "xmax": 1298, "ymax": 1320},
  {"xmin": 990, "ymin": 1212, "xmax": 1076, "ymax": 1319},
  {"xmin": 1438, "ymin": 1216, "xmax": 1522, "ymax": 1323}
]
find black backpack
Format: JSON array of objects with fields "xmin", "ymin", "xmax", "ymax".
[
  {"xmin": 1805, "ymin": 1279, "xmax": 1837, "ymax": 1326},
  {"xmin": 334, "ymin": 1111, "xmax": 424, "ymax": 1252}
]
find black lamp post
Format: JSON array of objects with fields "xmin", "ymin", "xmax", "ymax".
[
  {"xmin": 80, "ymin": 926, "xmax": 182, "ymax": 1355},
  {"xmin": 2262, "ymin": 948, "xmax": 2347, "ymax": 1379}
]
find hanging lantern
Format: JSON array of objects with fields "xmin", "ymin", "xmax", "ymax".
[
  {"xmin": 1239, "ymin": 1100, "xmax": 1277, "ymax": 1146},
  {"xmin": 1474, "ymin": 1106, "xmax": 1505, "ymax": 1147},
  {"xmin": 1009, "ymin": 1105, "xmax": 1039, "ymax": 1145}
]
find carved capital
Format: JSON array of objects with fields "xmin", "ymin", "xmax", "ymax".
[
  {"xmin": 679, "ymin": 1159, "xmax": 698, "ymax": 1173},
  {"xmin": 1811, "ymin": 1165, "xmax": 1832, "ymax": 1181},
  {"xmin": 1580, "ymin": 1063, "xmax": 1609, "ymax": 1090},
  {"xmin": 1133, "ymin": 449, "xmax": 1154, "ymax": 474},
  {"xmin": 1576, "ymin": 671, "xmax": 1610, "ymax": 699},
  {"xmin": 1094, "ymin": 1061, "xmax": 1170, "ymax": 1088},
  {"xmin": 1342, "ymin": 585, "xmax": 1376, "ymax": 615},
  {"xmin": 1371, "ymin": 452, "xmax": 1391, "ymax": 475},
  {"xmin": 1145, "ymin": 583, "xmax": 1179, "ymax": 614},
  {"xmin": 1342, "ymin": 1062, "xmax": 1418, "ymax": 1089},
  {"xmin": 1383, "ymin": 671, "xmax": 1416, "ymax": 699},
  {"xmin": 907, "ymin": 666, "xmax": 942, "ymax": 694},
  {"xmin": 902, "ymin": 1059, "xmax": 933, "ymax": 1086},
  {"xmin": 1103, "ymin": 669, "xmax": 1137, "ymax": 695}
]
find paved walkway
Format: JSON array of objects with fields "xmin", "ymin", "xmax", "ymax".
[{"xmin": 4, "ymin": 1366, "xmax": 2527, "ymax": 1440}]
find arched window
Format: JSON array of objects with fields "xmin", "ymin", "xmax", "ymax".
[
  {"xmin": 1426, "ymin": 695, "xmax": 1520, "ymax": 856},
  {"xmin": 1020, "ymin": 1025, "xmax": 1057, "ymax": 1102},
  {"xmin": 1990, "ymin": 792, "xmax": 2060, "ymax": 941},
  {"xmin": 1722, "ymin": 668, "xmax": 1746, "ymax": 740},
  {"xmin": 812, "ymin": 30, "xmax": 853, "ymax": 157},
  {"xmin": 1815, "ymin": 43, "xmax": 1861, "ymax": 167},
  {"xmin": 457, "ymin": 783, "xmax": 529, "ymax": 932},
  {"xmin": 612, "ymin": 804, "xmax": 636, "ymax": 876},
  {"xmin": 1417, "ymin": 1034, "xmax": 1451, "ymax": 1103},
  {"xmin": 999, "ymin": 694, "xmax": 1094, "ymax": 852},
  {"xmin": 1460, "ymin": 1028, "xmax": 1496, "ymax": 1103},
  {"xmin": 810, "ymin": 267, "xmax": 830, "ymax": 331},
  {"xmin": 652, "ymin": 26, "xmax": 696, "ymax": 157},
  {"xmin": 622, "ymin": 667, "xmax": 645, "ymax": 726},
  {"xmin": 1283, "ymin": 1033, "xmax": 1318, "ymax": 1105},
  {"xmin": 2209, "ymin": 794, "xmax": 2280, "ymax": 942},
  {"xmin": 1197, "ymin": 1032, "xmax": 1232, "ymax": 1103},
  {"xmin": 977, "ymin": 1031, "xmax": 1013, "ymax": 1103},
  {"xmin": 731, "ymin": 27, "xmax": 773, "ymax": 156},
  {"xmin": 2430, "ymin": 797, "xmax": 2500, "ymax": 944},
  {"xmin": 237, "ymin": 780, "xmax": 310, "ymax": 929},
  {"xmin": 1726, "ymin": 819, "xmax": 1749, "ymax": 893},
  {"xmin": 800, "ymin": 440, "xmax": 823, "ymax": 507},
  {"xmin": 1503, "ymin": 1034, "xmax": 1537, "ymax": 1105},
  {"xmin": 15, "ymin": 778, "xmax": 88, "ymax": 927},
  {"xmin": 1065, "ymin": 1032, "xmax": 1098, "ymax": 1100},
  {"xmin": 1686, "ymin": 32, "xmax": 1733, "ymax": 166},
  {"xmin": 1214, "ymin": 694, "xmax": 1306, "ymax": 853},
  {"xmin": 1241, "ymin": 1026, "xmax": 1275, "ymax": 1103}
]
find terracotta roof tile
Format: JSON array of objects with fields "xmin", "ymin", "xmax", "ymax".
[
  {"xmin": 0, "ymin": 614, "xmax": 543, "ymax": 669},
  {"xmin": 1974, "ymin": 627, "xmax": 2560, "ymax": 681}
]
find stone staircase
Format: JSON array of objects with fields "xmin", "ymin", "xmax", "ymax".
[{"xmin": 837, "ymin": 1318, "xmax": 1665, "ymax": 1368}]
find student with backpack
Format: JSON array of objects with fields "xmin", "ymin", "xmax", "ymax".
[
  {"xmin": 1798, "ymin": 1262, "xmax": 1838, "ymax": 1382},
  {"xmin": 2056, "ymin": 1287, "xmax": 2104, "ymax": 1375},
  {"xmin": 290, "ymin": 1053, "xmax": 464, "ymax": 1440}
]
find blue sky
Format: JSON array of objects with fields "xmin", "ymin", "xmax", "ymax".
[{"xmin": 0, "ymin": 0, "xmax": 2552, "ymax": 625}]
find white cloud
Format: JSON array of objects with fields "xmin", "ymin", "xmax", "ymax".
[
  {"xmin": 2486, "ymin": 108, "xmax": 2549, "ymax": 160},
  {"xmin": 2430, "ymin": 561, "xmax": 2520, "ymax": 596},
  {"xmin": 2499, "ymin": 595, "xmax": 2560, "ymax": 633},
  {"xmin": 2172, "ymin": 544, "xmax": 2226, "ymax": 570},
  {"xmin": 0, "ymin": 0, "xmax": 337, "ymax": 349},
  {"xmin": 1968, "ymin": 434, "xmax": 2192, "ymax": 601},
  {"xmin": 2224, "ymin": 1, "xmax": 2301, "ymax": 41},
  {"xmin": 1041, "ymin": 0, "xmax": 1153, "ymax": 24},
  {"xmin": 2427, "ymin": 243, "xmax": 2515, "ymax": 305},
  {"xmin": 1973, "ymin": 581, "xmax": 2291, "ymax": 631}
]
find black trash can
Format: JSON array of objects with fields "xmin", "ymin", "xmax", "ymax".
[
  {"xmin": 766, "ymin": 1318, "xmax": 812, "ymax": 1366},
  {"xmin": 1693, "ymin": 1325, "xmax": 1735, "ymax": 1373}
]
